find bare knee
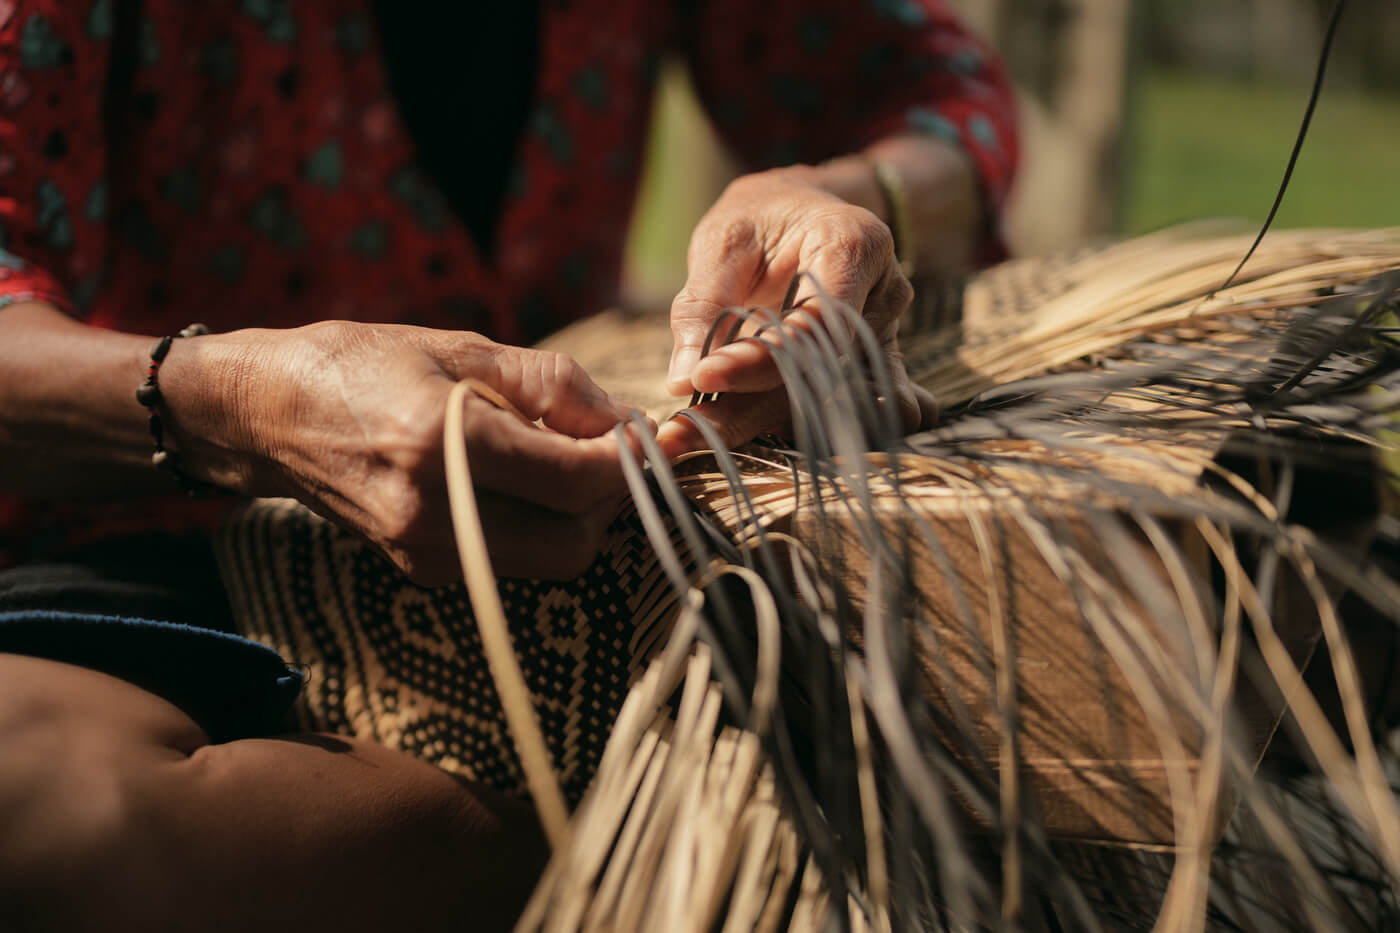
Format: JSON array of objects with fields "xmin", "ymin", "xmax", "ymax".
[
  {"xmin": 0, "ymin": 655, "xmax": 203, "ymax": 932},
  {"xmin": 0, "ymin": 655, "xmax": 545, "ymax": 932}
]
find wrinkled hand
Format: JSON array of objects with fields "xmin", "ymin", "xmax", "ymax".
[
  {"xmin": 173, "ymin": 322, "xmax": 640, "ymax": 584},
  {"xmin": 660, "ymin": 167, "xmax": 937, "ymax": 454}
]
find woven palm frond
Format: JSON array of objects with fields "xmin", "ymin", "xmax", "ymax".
[{"xmin": 493, "ymin": 227, "xmax": 1400, "ymax": 932}]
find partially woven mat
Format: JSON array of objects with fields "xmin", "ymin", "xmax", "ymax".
[
  {"xmin": 210, "ymin": 237, "xmax": 1130, "ymax": 799},
  {"xmin": 513, "ymin": 229, "xmax": 1400, "ymax": 931},
  {"xmin": 214, "ymin": 226, "xmax": 1400, "ymax": 930},
  {"xmin": 215, "ymin": 226, "xmax": 1400, "ymax": 805}
]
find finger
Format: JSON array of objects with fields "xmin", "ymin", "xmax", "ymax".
[
  {"xmin": 477, "ymin": 492, "xmax": 623, "ymax": 581},
  {"xmin": 879, "ymin": 336, "xmax": 927, "ymax": 435},
  {"xmin": 690, "ymin": 333, "xmax": 782, "ymax": 395},
  {"xmin": 443, "ymin": 344, "xmax": 629, "ymax": 439},
  {"xmin": 667, "ymin": 219, "xmax": 766, "ymax": 396},
  {"xmin": 913, "ymin": 384, "xmax": 939, "ymax": 430},
  {"xmin": 654, "ymin": 388, "xmax": 791, "ymax": 459},
  {"xmin": 690, "ymin": 304, "xmax": 844, "ymax": 396},
  {"xmin": 859, "ymin": 253, "xmax": 915, "ymax": 342},
  {"xmin": 691, "ymin": 224, "xmax": 903, "ymax": 396},
  {"xmin": 459, "ymin": 398, "xmax": 641, "ymax": 514}
]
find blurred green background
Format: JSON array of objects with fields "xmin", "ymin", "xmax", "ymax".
[
  {"xmin": 1126, "ymin": 73, "xmax": 1400, "ymax": 234},
  {"xmin": 622, "ymin": 0, "xmax": 1400, "ymax": 307}
]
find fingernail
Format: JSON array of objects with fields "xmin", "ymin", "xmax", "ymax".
[
  {"xmin": 611, "ymin": 399, "xmax": 635, "ymax": 420},
  {"xmin": 668, "ymin": 346, "xmax": 701, "ymax": 387}
]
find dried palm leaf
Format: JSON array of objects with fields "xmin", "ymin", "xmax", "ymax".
[{"xmin": 488, "ymin": 227, "xmax": 1400, "ymax": 932}]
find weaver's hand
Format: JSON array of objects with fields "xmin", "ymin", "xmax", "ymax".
[
  {"xmin": 166, "ymin": 322, "xmax": 639, "ymax": 584},
  {"xmin": 660, "ymin": 166, "xmax": 938, "ymax": 455}
]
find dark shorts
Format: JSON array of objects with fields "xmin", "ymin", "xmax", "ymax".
[{"xmin": 0, "ymin": 534, "xmax": 302, "ymax": 742}]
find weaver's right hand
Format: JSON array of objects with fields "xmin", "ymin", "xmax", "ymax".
[{"xmin": 161, "ymin": 321, "xmax": 640, "ymax": 584}]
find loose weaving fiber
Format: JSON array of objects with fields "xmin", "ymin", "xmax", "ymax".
[
  {"xmin": 216, "ymin": 226, "xmax": 1400, "ymax": 931},
  {"xmin": 515, "ymin": 229, "xmax": 1400, "ymax": 932}
]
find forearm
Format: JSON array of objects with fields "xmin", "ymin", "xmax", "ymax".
[
  {"xmin": 788, "ymin": 135, "xmax": 985, "ymax": 281},
  {"xmin": 0, "ymin": 302, "xmax": 250, "ymax": 500}
]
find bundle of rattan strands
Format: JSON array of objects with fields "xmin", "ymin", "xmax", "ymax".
[{"xmin": 442, "ymin": 225, "xmax": 1400, "ymax": 932}]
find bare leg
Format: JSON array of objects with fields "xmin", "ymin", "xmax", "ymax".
[{"xmin": 0, "ymin": 653, "xmax": 546, "ymax": 932}]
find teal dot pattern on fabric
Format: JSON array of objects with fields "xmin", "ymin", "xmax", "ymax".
[
  {"xmin": 246, "ymin": 189, "xmax": 307, "ymax": 250},
  {"xmin": 389, "ymin": 164, "xmax": 451, "ymax": 233},
  {"xmin": 86, "ymin": 0, "xmax": 115, "ymax": 41},
  {"xmin": 906, "ymin": 105, "xmax": 961, "ymax": 145},
  {"xmin": 0, "ymin": 249, "xmax": 30, "ymax": 271},
  {"xmin": 348, "ymin": 221, "xmax": 389, "ymax": 258},
  {"xmin": 870, "ymin": 0, "xmax": 929, "ymax": 28},
  {"xmin": 969, "ymin": 113, "xmax": 999, "ymax": 150},
  {"xmin": 531, "ymin": 105, "xmax": 575, "ymax": 163},
  {"xmin": 242, "ymin": 0, "xmax": 298, "ymax": 44},
  {"xmin": 947, "ymin": 48, "xmax": 984, "ymax": 76},
  {"xmin": 572, "ymin": 66, "xmax": 610, "ymax": 112},
  {"xmin": 20, "ymin": 15, "xmax": 69, "ymax": 70},
  {"xmin": 71, "ymin": 275, "xmax": 99, "ymax": 310},
  {"xmin": 303, "ymin": 140, "xmax": 344, "ymax": 189},
  {"xmin": 35, "ymin": 179, "xmax": 72, "ymax": 251},
  {"xmin": 84, "ymin": 179, "xmax": 107, "ymax": 224}
]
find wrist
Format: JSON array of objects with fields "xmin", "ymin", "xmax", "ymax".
[
  {"xmin": 800, "ymin": 156, "xmax": 887, "ymax": 220},
  {"xmin": 156, "ymin": 327, "xmax": 277, "ymax": 496},
  {"xmin": 864, "ymin": 134, "xmax": 983, "ymax": 278}
]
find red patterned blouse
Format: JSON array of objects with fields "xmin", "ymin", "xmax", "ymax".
[{"xmin": 0, "ymin": 0, "xmax": 1017, "ymax": 565}]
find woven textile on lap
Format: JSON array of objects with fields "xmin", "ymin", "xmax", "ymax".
[{"xmin": 216, "ymin": 497, "xmax": 684, "ymax": 802}]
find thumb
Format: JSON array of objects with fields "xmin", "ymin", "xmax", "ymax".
[{"xmin": 667, "ymin": 228, "xmax": 762, "ymax": 397}]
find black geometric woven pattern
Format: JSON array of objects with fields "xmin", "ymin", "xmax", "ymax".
[{"xmin": 215, "ymin": 498, "xmax": 685, "ymax": 804}]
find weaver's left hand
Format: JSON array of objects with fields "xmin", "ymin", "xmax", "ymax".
[{"xmin": 659, "ymin": 166, "xmax": 937, "ymax": 455}]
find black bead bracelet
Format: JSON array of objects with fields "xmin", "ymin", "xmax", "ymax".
[{"xmin": 135, "ymin": 322, "xmax": 225, "ymax": 497}]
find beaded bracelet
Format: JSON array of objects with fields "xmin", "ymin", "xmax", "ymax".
[{"xmin": 135, "ymin": 322, "xmax": 225, "ymax": 497}]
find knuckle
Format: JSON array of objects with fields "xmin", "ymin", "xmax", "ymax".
[
  {"xmin": 670, "ymin": 287, "xmax": 728, "ymax": 336},
  {"xmin": 372, "ymin": 481, "xmax": 429, "ymax": 552},
  {"xmin": 693, "ymin": 215, "xmax": 757, "ymax": 266},
  {"xmin": 549, "ymin": 351, "xmax": 591, "ymax": 397},
  {"xmin": 804, "ymin": 210, "xmax": 892, "ymax": 291},
  {"xmin": 523, "ymin": 350, "xmax": 585, "ymax": 420},
  {"xmin": 858, "ymin": 211, "xmax": 897, "ymax": 257},
  {"xmin": 671, "ymin": 284, "xmax": 720, "ymax": 315},
  {"xmin": 835, "ymin": 212, "xmax": 894, "ymax": 269}
]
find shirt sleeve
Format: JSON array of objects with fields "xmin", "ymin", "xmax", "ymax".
[
  {"xmin": 0, "ymin": 2, "xmax": 111, "ymax": 314},
  {"xmin": 681, "ymin": 0, "xmax": 1018, "ymax": 263}
]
